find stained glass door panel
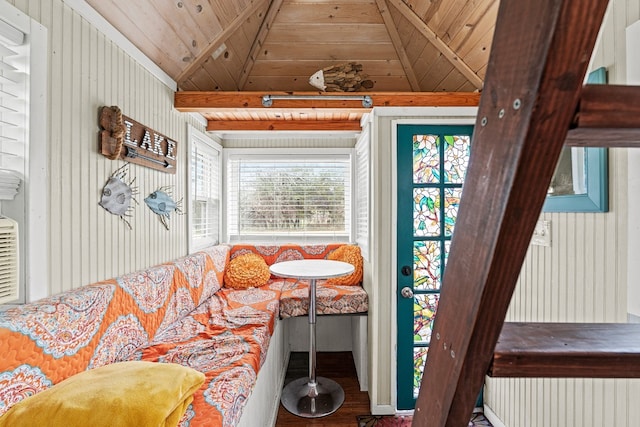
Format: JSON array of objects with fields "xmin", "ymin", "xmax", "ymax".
[{"xmin": 396, "ymin": 125, "xmax": 473, "ymax": 409}]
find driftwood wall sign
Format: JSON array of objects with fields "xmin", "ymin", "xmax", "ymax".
[{"xmin": 99, "ymin": 106, "xmax": 177, "ymax": 173}]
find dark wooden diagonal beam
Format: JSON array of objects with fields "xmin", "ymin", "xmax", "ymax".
[{"xmin": 413, "ymin": 0, "xmax": 609, "ymax": 426}]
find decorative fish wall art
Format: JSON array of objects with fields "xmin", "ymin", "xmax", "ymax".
[
  {"xmin": 308, "ymin": 62, "xmax": 374, "ymax": 92},
  {"xmin": 99, "ymin": 164, "xmax": 138, "ymax": 229},
  {"xmin": 144, "ymin": 187, "xmax": 182, "ymax": 230}
]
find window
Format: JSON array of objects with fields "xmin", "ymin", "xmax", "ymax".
[
  {"xmin": 225, "ymin": 149, "xmax": 353, "ymax": 243},
  {"xmin": 543, "ymin": 68, "xmax": 608, "ymax": 213},
  {"xmin": 188, "ymin": 126, "xmax": 222, "ymax": 252}
]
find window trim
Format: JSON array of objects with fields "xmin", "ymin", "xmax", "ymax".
[
  {"xmin": 355, "ymin": 125, "xmax": 371, "ymax": 261},
  {"xmin": 187, "ymin": 125, "xmax": 222, "ymax": 253},
  {"xmin": 0, "ymin": 3, "xmax": 47, "ymax": 304}
]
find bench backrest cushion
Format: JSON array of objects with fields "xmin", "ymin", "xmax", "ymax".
[{"xmin": 229, "ymin": 243, "xmax": 344, "ymax": 267}]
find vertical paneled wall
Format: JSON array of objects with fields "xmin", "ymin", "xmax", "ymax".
[
  {"xmin": 485, "ymin": 148, "xmax": 633, "ymax": 427},
  {"xmin": 7, "ymin": 0, "xmax": 204, "ymax": 296},
  {"xmin": 484, "ymin": 0, "xmax": 640, "ymax": 425}
]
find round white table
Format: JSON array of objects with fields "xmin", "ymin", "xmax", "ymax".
[{"xmin": 269, "ymin": 259, "xmax": 355, "ymax": 418}]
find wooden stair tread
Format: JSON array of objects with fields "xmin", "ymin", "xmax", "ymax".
[
  {"xmin": 566, "ymin": 84, "xmax": 640, "ymax": 147},
  {"xmin": 490, "ymin": 322, "xmax": 640, "ymax": 378}
]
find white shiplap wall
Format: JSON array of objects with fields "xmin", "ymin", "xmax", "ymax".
[
  {"xmin": 485, "ymin": 148, "xmax": 632, "ymax": 427},
  {"xmin": 484, "ymin": 0, "xmax": 640, "ymax": 426},
  {"xmin": 6, "ymin": 0, "xmax": 205, "ymax": 297}
]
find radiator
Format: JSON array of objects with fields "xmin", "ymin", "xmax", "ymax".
[{"xmin": 0, "ymin": 216, "xmax": 18, "ymax": 304}]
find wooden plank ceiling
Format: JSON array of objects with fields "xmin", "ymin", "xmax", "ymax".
[{"xmin": 85, "ymin": 0, "xmax": 498, "ymax": 130}]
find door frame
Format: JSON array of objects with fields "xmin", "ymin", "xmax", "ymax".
[{"xmin": 390, "ymin": 115, "xmax": 476, "ymax": 412}]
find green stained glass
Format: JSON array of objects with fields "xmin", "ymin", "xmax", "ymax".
[
  {"xmin": 414, "ymin": 293, "xmax": 439, "ymax": 344},
  {"xmin": 413, "ymin": 134, "xmax": 440, "ymax": 184},
  {"xmin": 443, "ymin": 135, "xmax": 471, "ymax": 183},
  {"xmin": 413, "ymin": 241, "xmax": 442, "ymax": 291},
  {"xmin": 400, "ymin": 126, "xmax": 473, "ymax": 409},
  {"xmin": 444, "ymin": 188, "xmax": 462, "ymax": 236},
  {"xmin": 444, "ymin": 241, "xmax": 451, "ymax": 268},
  {"xmin": 413, "ymin": 347, "xmax": 428, "ymax": 398},
  {"xmin": 413, "ymin": 188, "xmax": 440, "ymax": 236}
]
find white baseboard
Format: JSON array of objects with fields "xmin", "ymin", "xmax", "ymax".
[
  {"xmin": 483, "ymin": 404, "xmax": 506, "ymax": 427},
  {"xmin": 628, "ymin": 313, "xmax": 640, "ymax": 323},
  {"xmin": 371, "ymin": 404, "xmax": 396, "ymax": 415}
]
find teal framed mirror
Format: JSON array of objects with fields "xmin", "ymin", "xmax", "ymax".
[{"xmin": 543, "ymin": 67, "xmax": 609, "ymax": 213}]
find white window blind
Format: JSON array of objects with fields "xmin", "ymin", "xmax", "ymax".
[
  {"xmin": 355, "ymin": 129, "xmax": 370, "ymax": 261},
  {"xmin": 226, "ymin": 150, "xmax": 352, "ymax": 243},
  {"xmin": 0, "ymin": 19, "xmax": 25, "ymax": 200},
  {"xmin": 189, "ymin": 128, "xmax": 221, "ymax": 251},
  {"xmin": 0, "ymin": 15, "xmax": 26, "ymax": 305}
]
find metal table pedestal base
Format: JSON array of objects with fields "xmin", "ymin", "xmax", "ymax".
[
  {"xmin": 269, "ymin": 263, "xmax": 353, "ymax": 419},
  {"xmin": 280, "ymin": 376, "xmax": 345, "ymax": 418}
]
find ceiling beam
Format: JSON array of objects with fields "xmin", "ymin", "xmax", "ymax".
[
  {"xmin": 174, "ymin": 91, "xmax": 481, "ymax": 112},
  {"xmin": 176, "ymin": 0, "xmax": 269, "ymax": 87},
  {"xmin": 386, "ymin": 0, "xmax": 484, "ymax": 90},
  {"xmin": 207, "ymin": 119, "xmax": 363, "ymax": 132},
  {"xmin": 375, "ymin": 0, "xmax": 421, "ymax": 91},
  {"xmin": 238, "ymin": 0, "xmax": 284, "ymax": 90}
]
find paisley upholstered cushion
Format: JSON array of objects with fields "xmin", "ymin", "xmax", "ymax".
[
  {"xmin": 224, "ymin": 253, "xmax": 271, "ymax": 289},
  {"xmin": 325, "ymin": 245, "xmax": 363, "ymax": 286}
]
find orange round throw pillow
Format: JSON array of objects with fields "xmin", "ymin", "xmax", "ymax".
[
  {"xmin": 325, "ymin": 245, "xmax": 363, "ymax": 286},
  {"xmin": 224, "ymin": 253, "xmax": 271, "ymax": 289}
]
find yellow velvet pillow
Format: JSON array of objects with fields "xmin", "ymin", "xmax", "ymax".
[
  {"xmin": 0, "ymin": 361, "xmax": 205, "ymax": 427},
  {"xmin": 224, "ymin": 252, "xmax": 271, "ymax": 289},
  {"xmin": 325, "ymin": 245, "xmax": 363, "ymax": 286}
]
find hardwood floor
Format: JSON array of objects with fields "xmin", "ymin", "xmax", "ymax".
[{"xmin": 275, "ymin": 351, "xmax": 371, "ymax": 427}]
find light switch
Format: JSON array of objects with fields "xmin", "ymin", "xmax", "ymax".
[{"xmin": 531, "ymin": 220, "xmax": 551, "ymax": 247}]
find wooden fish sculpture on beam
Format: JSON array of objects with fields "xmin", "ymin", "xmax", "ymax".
[{"xmin": 308, "ymin": 62, "xmax": 374, "ymax": 92}]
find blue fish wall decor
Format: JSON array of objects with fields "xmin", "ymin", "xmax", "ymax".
[
  {"xmin": 145, "ymin": 187, "xmax": 182, "ymax": 230},
  {"xmin": 99, "ymin": 164, "xmax": 138, "ymax": 229}
]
